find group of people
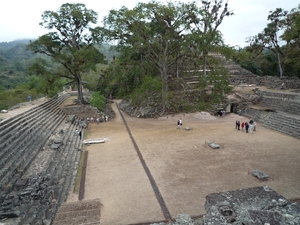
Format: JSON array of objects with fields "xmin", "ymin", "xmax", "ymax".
[
  {"xmin": 236, "ymin": 119, "xmax": 256, "ymax": 133},
  {"xmin": 217, "ymin": 110, "xmax": 226, "ymax": 117},
  {"xmin": 87, "ymin": 114, "xmax": 108, "ymax": 124}
]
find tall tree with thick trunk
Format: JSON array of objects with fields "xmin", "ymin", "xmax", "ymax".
[
  {"xmin": 247, "ymin": 8, "xmax": 294, "ymax": 78},
  {"xmin": 188, "ymin": 0, "xmax": 233, "ymax": 76},
  {"xmin": 103, "ymin": 1, "xmax": 195, "ymax": 114},
  {"xmin": 27, "ymin": 3, "xmax": 105, "ymax": 103}
]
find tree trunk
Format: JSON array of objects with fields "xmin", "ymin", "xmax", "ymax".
[
  {"xmin": 203, "ymin": 51, "xmax": 208, "ymax": 76},
  {"xmin": 76, "ymin": 74, "xmax": 85, "ymax": 104},
  {"xmin": 277, "ymin": 52, "xmax": 284, "ymax": 78},
  {"xmin": 161, "ymin": 78, "xmax": 168, "ymax": 114},
  {"xmin": 160, "ymin": 63, "xmax": 169, "ymax": 114}
]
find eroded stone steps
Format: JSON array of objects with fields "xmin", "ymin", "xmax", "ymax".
[
  {"xmin": 0, "ymin": 109, "xmax": 66, "ymax": 189},
  {"xmin": 24, "ymin": 120, "xmax": 82, "ymax": 224}
]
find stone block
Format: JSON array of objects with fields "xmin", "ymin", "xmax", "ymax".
[
  {"xmin": 208, "ymin": 142, "xmax": 220, "ymax": 149},
  {"xmin": 252, "ymin": 170, "xmax": 269, "ymax": 181}
]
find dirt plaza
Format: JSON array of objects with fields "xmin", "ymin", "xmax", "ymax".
[{"xmin": 83, "ymin": 101, "xmax": 300, "ymax": 225}]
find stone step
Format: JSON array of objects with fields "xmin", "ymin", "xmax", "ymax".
[
  {"xmin": 52, "ymin": 199, "xmax": 101, "ymax": 225},
  {"xmin": 0, "ymin": 113, "xmax": 66, "ymax": 189},
  {"xmin": 262, "ymin": 124, "xmax": 300, "ymax": 138},
  {"xmin": 263, "ymin": 123, "xmax": 300, "ymax": 136},
  {"xmin": 264, "ymin": 118, "xmax": 300, "ymax": 130},
  {"xmin": 0, "ymin": 109, "xmax": 64, "ymax": 168},
  {"xmin": 0, "ymin": 94, "xmax": 69, "ymax": 134}
]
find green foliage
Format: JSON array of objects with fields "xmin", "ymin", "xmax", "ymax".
[
  {"xmin": 0, "ymin": 86, "xmax": 39, "ymax": 110},
  {"xmin": 82, "ymin": 64, "xmax": 109, "ymax": 91},
  {"xmin": 90, "ymin": 92, "xmax": 106, "ymax": 110},
  {"xmin": 27, "ymin": 3, "xmax": 106, "ymax": 104},
  {"xmin": 130, "ymin": 76, "xmax": 162, "ymax": 106},
  {"xmin": 247, "ymin": 6, "xmax": 300, "ymax": 78},
  {"xmin": 103, "ymin": 0, "xmax": 233, "ymax": 113},
  {"xmin": 98, "ymin": 47, "xmax": 159, "ymax": 98}
]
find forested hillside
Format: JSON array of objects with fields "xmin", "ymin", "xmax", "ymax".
[
  {"xmin": 0, "ymin": 40, "xmax": 117, "ymax": 90},
  {"xmin": 0, "ymin": 40, "xmax": 33, "ymax": 90}
]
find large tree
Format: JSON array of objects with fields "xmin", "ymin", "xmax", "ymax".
[
  {"xmin": 103, "ymin": 0, "xmax": 232, "ymax": 113},
  {"xmin": 103, "ymin": 1, "xmax": 194, "ymax": 113},
  {"xmin": 187, "ymin": 0, "xmax": 233, "ymax": 76},
  {"xmin": 281, "ymin": 6, "xmax": 300, "ymax": 77},
  {"xmin": 247, "ymin": 8, "xmax": 295, "ymax": 78},
  {"xmin": 27, "ymin": 3, "xmax": 105, "ymax": 103}
]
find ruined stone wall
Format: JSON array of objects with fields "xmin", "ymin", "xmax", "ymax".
[
  {"xmin": 258, "ymin": 91, "xmax": 300, "ymax": 115},
  {"xmin": 229, "ymin": 75, "xmax": 300, "ymax": 89},
  {"xmin": 243, "ymin": 107, "xmax": 270, "ymax": 123},
  {"xmin": 225, "ymin": 59, "xmax": 300, "ymax": 89},
  {"xmin": 60, "ymin": 105, "xmax": 98, "ymax": 116}
]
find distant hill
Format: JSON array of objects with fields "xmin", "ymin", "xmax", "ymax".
[
  {"xmin": 0, "ymin": 39, "xmax": 118, "ymax": 90},
  {"xmin": 0, "ymin": 39, "xmax": 31, "ymax": 50}
]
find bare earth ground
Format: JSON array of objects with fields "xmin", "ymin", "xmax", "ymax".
[
  {"xmin": 2, "ymin": 92, "xmax": 300, "ymax": 225},
  {"xmin": 84, "ymin": 100, "xmax": 300, "ymax": 225},
  {"xmin": 0, "ymin": 97, "xmax": 48, "ymax": 121}
]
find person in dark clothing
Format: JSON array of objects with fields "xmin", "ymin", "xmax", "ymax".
[
  {"xmin": 236, "ymin": 121, "xmax": 238, "ymax": 129},
  {"xmin": 79, "ymin": 131, "xmax": 82, "ymax": 140},
  {"xmin": 237, "ymin": 121, "xmax": 240, "ymax": 130},
  {"xmin": 245, "ymin": 122, "xmax": 249, "ymax": 133}
]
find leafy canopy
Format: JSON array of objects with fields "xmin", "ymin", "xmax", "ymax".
[{"xmin": 27, "ymin": 3, "xmax": 106, "ymax": 103}]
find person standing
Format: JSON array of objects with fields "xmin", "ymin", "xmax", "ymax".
[
  {"xmin": 78, "ymin": 130, "xmax": 82, "ymax": 140},
  {"xmin": 241, "ymin": 122, "xmax": 245, "ymax": 132},
  {"xmin": 245, "ymin": 122, "xmax": 249, "ymax": 133},
  {"xmin": 249, "ymin": 123, "xmax": 254, "ymax": 133},
  {"xmin": 237, "ymin": 121, "xmax": 240, "ymax": 130},
  {"xmin": 177, "ymin": 118, "xmax": 182, "ymax": 129}
]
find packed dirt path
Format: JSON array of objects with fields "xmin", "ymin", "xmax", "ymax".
[
  {"xmin": 84, "ymin": 100, "xmax": 300, "ymax": 225},
  {"xmin": 0, "ymin": 97, "xmax": 48, "ymax": 121}
]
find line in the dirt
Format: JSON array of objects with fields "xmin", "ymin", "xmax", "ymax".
[{"xmin": 115, "ymin": 102, "xmax": 172, "ymax": 221}]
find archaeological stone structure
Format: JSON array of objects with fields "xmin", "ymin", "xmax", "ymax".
[
  {"xmin": 0, "ymin": 94, "xmax": 84, "ymax": 224},
  {"xmin": 0, "ymin": 59, "xmax": 299, "ymax": 224}
]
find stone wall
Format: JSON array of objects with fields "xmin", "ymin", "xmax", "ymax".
[
  {"xmin": 229, "ymin": 74, "xmax": 300, "ymax": 89},
  {"xmin": 258, "ymin": 91, "xmax": 300, "ymax": 115},
  {"xmin": 225, "ymin": 59, "xmax": 300, "ymax": 89},
  {"xmin": 243, "ymin": 91, "xmax": 300, "ymax": 138},
  {"xmin": 203, "ymin": 186, "xmax": 300, "ymax": 225},
  {"xmin": 243, "ymin": 107, "xmax": 270, "ymax": 123}
]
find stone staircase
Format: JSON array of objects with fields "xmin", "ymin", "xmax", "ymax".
[
  {"xmin": 257, "ymin": 91, "xmax": 300, "ymax": 115},
  {"xmin": 52, "ymin": 199, "xmax": 101, "ymax": 225},
  {"xmin": 0, "ymin": 93, "xmax": 84, "ymax": 224},
  {"xmin": 262, "ymin": 112, "xmax": 300, "ymax": 138},
  {"xmin": 244, "ymin": 91, "xmax": 300, "ymax": 139}
]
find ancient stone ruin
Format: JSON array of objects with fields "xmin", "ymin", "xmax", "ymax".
[{"xmin": 203, "ymin": 186, "xmax": 300, "ymax": 225}]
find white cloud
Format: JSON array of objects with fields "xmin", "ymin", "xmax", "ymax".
[{"xmin": 0, "ymin": 0, "xmax": 299, "ymax": 46}]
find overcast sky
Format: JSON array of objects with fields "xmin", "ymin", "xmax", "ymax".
[{"xmin": 0, "ymin": 0, "xmax": 299, "ymax": 47}]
